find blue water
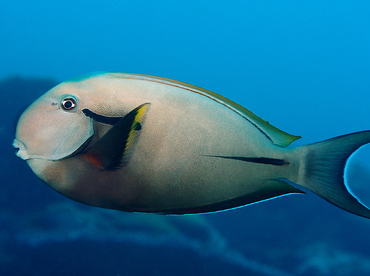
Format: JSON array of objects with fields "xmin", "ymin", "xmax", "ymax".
[{"xmin": 2, "ymin": 1, "xmax": 370, "ymax": 275}]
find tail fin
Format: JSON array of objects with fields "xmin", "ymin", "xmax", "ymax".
[{"xmin": 299, "ymin": 131, "xmax": 370, "ymax": 218}]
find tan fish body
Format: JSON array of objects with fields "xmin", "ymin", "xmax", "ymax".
[{"xmin": 13, "ymin": 73, "xmax": 370, "ymax": 217}]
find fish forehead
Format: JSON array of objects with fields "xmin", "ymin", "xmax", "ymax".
[{"xmin": 51, "ymin": 73, "xmax": 202, "ymax": 116}]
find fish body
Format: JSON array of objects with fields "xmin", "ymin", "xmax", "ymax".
[{"xmin": 13, "ymin": 73, "xmax": 370, "ymax": 217}]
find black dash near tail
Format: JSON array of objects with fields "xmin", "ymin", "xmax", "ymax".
[{"xmin": 203, "ymin": 155, "xmax": 289, "ymax": 166}]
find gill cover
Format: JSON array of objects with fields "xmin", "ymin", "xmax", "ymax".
[{"xmin": 14, "ymin": 93, "xmax": 93, "ymax": 161}]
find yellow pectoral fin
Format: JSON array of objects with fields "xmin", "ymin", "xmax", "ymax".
[
  {"xmin": 84, "ymin": 103, "xmax": 150, "ymax": 171},
  {"xmin": 124, "ymin": 103, "xmax": 150, "ymax": 154}
]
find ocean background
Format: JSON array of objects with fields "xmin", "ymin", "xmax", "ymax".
[{"xmin": 1, "ymin": 1, "xmax": 370, "ymax": 275}]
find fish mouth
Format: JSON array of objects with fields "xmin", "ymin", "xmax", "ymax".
[
  {"xmin": 12, "ymin": 134, "xmax": 94, "ymax": 162},
  {"xmin": 13, "ymin": 139, "xmax": 30, "ymax": 160}
]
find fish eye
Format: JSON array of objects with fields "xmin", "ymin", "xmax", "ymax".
[{"xmin": 60, "ymin": 96, "xmax": 78, "ymax": 111}]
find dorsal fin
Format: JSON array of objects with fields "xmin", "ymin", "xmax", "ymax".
[{"xmin": 107, "ymin": 73, "xmax": 301, "ymax": 147}]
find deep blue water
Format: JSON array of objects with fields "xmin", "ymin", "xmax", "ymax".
[{"xmin": 2, "ymin": 1, "xmax": 370, "ymax": 275}]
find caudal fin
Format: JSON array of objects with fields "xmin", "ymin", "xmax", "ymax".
[{"xmin": 299, "ymin": 131, "xmax": 370, "ymax": 218}]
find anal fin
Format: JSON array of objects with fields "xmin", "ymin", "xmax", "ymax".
[
  {"xmin": 161, "ymin": 180, "xmax": 305, "ymax": 215},
  {"xmin": 247, "ymin": 179, "xmax": 305, "ymax": 204}
]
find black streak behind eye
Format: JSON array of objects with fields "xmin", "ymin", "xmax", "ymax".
[{"xmin": 82, "ymin": 109, "xmax": 122, "ymax": 125}]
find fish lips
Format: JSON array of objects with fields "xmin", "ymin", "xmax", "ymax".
[
  {"xmin": 13, "ymin": 138, "xmax": 29, "ymax": 160},
  {"xmin": 13, "ymin": 134, "xmax": 93, "ymax": 161}
]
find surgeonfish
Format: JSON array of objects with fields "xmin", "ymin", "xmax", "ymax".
[{"xmin": 12, "ymin": 72, "xmax": 370, "ymax": 217}]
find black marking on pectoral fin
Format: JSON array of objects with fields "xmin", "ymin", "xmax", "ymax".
[
  {"xmin": 203, "ymin": 155, "xmax": 289, "ymax": 166},
  {"xmin": 82, "ymin": 109, "xmax": 121, "ymax": 125},
  {"xmin": 85, "ymin": 103, "xmax": 150, "ymax": 171}
]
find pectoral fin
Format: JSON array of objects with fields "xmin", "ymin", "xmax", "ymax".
[{"xmin": 83, "ymin": 103, "xmax": 150, "ymax": 171}]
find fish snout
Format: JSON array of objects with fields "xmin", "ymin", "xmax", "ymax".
[{"xmin": 13, "ymin": 139, "xmax": 30, "ymax": 160}]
